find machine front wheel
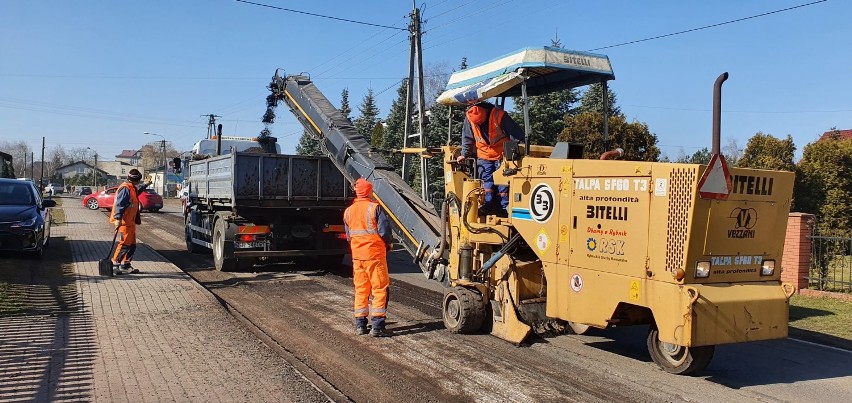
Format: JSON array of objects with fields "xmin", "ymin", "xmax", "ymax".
[
  {"xmin": 442, "ymin": 286, "xmax": 486, "ymax": 334},
  {"xmin": 646, "ymin": 327, "xmax": 715, "ymax": 375}
]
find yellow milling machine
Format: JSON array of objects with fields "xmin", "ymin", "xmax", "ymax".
[{"xmin": 430, "ymin": 48, "xmax": 796, "ymax": 375}]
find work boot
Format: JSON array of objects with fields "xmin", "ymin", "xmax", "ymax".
[
  {"xmin": 355, "ymin": 317, "xmax": 369, "ymax": 336},
  {"xmin": 370, "ymin": 326, "xmax": 391, "ymax": 338},
  {"xmin": 122, "ymin": 263, "xmax": 139, "ymax": 274},
  {"xmin": 112, "ymin": 264, "xmax": 127, "ymax": 276}
]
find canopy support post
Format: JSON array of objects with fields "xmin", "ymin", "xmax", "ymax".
[
  {"xmin": 521, "ymin": 76, "xmax": 530, "ymax": 155},
  {"xmin": 602, "ymin": 79, "xmax": 609, "ymax": 151}
]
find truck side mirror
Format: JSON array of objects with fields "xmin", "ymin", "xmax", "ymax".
[{"xmin": 503, "ymin": 139, "xmax": 520, "ymax": 161}]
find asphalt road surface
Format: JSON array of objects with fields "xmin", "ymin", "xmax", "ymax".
[{"xmin": 96, "ymin": 197, "xmax": 852, "ymax": 402}]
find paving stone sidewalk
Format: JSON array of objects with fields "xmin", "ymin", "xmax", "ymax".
[{"xmin": 0, "ymin": 200, "xmax": 328, "ymax": 402}]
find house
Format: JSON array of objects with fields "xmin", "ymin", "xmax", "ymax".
[
  {"xmin": 818, "ymin": 129, "xmax": 852, "ymax": 142},
  {"xmin": 97, "ymin": 160, "xmax": 143, "ymax": 179},
  {"xmin": 115, "ymin": 149, "xmax": 142, "ymax": 166},
  {"xmin": 54, "ymin": 161, "xmax": 109, "ymax": 180}
]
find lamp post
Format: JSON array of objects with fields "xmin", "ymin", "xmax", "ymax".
[
  {"xmin": 144, "ymin": 132, "xmax": 166, "ymax": 195},
  {"xmin": 86, "ymin": 147, "xmax": 98, "ymax": 188}
]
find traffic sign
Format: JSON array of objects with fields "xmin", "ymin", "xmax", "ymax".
[{"xmin": 697, "ymin": 153, "xmax": 732, "ymax": 200}]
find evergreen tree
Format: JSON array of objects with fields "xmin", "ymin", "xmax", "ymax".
[
  {"xmin": 737, "ymin": 132, "xmax": 796, "ymax": 171},
  {"xmin": 340, "ymin": 88, "xmax": 351, "ymax": 119},
  {"xmin": 576, "ymin": 82, "xmax": 621, "ymax": 117},
  {"xmin": 295, "ymin": 130, "xmax": 322, "ymax": 156},
  {"xmin": 354, "ymin": 88, "xmax": 380, "ymax": 144},
  {"xmin": 382, "ymin": 79, "xmax": 409, "ymax": 173},
  {"xmin": 371, "ymin": 122, "xmax": 385, "ymax": 148}
]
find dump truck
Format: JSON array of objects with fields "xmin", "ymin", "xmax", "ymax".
[
  {"xmin": 184, "ymin": 148, "xmax": 352, "ymax": 271},
  {"xmin": 266, "ymin": 46, "xmax": 796, "ymax": 375}
]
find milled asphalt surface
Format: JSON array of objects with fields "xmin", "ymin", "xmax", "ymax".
[{"xmin": 0, "ymin": 197, "xmax": 330, "ymax": 402}]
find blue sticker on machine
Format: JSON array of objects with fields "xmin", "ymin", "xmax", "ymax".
[{"xmin": 511, "ymin": 208, "xmax": 532, "ymax": 220}]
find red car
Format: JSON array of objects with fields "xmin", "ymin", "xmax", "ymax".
[{"xmin": 82, "ymin": 187, "xmax": 164, "ymax": 213}]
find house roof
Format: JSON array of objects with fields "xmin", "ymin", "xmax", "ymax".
[
  {"xmin": 116, "ymin": 149, "xmax": 141, "ymax": 158},
  {"xmin": 819, "ymin": 129, "xmax": 852, "ymax": 141},
  {"xmin": 55, "ymin": 160, "xmax": 110, "ymax": 175}
]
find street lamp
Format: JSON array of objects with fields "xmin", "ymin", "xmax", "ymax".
[
  {"xmin": 86, "ymin": 147, "xmax": 98, "ymax": 188},
  {"xmin": 144, "ymin": 132, "xmax": 166, "ymax": 195}
]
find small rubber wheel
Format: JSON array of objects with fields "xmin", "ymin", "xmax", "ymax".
[
  {"xmin": 647, "ymin": 327, "xmax": 715, "ymax": 375},
  {"xmin": 442, "ymin": 287, "xmax": 486, "ymax": 334}
]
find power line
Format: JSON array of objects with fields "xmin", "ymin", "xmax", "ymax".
[
  {"xmin": 586, "ymin": 0, "xmax": 829, "ymax": 51},
  {"xmin": 624, "ymin": 104, "xmax": 852, "ymax": 114},
  {"xmin": 235, "ymin": 0, "xmax": 406, "ymax": 30}
]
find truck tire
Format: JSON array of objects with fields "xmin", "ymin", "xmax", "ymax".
[
  {"xmin": 646, "ymin": 326, "xmax": 715, "ymax": 375},
  {"xmin": 213, "ymin": 219, "xmax": 237, "ymax": 272},
  {"xmin": 442, "ymin": 286, "xmax": 486, "ymax": 334}
]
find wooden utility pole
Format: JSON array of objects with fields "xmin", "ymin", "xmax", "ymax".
[
  {"xmin": 39, "ymin": 137, "xmax": 45, "ymax": 192},
  {"xmin": 203, "ymin": 114, "xmax": 221, "ymax": 139},
  {"xmin": 402, "ymin": 3, "xmax": 429, "ymax": 201},
  {"xmin": 401, "ymin": 15, "xmax": 416, "ymax": 183}
]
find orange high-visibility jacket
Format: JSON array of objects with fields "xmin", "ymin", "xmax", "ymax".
[
  {"xmin": 110, "ymin": 181, "xmax": 140, "ymax": 226},
  {"xmin": 344, "ymin": 199, "xmax": 388, "ymax": 260}
]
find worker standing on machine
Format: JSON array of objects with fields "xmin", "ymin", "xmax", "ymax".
[
  {"xmin": 343, "ymin": 178, "xmax": 393, "ymax": 337},
  {"xmin": 456, "ymin": 101, "xmax": 525, "ymax": 216}
]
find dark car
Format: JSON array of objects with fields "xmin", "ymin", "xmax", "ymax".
[
  {"xmin": 0, "ymin": 178, "xmax": 55, "ymax": 258},
  {"xmin": 78, "ymin": 186, "xmax": 92, "ymax": 196}
]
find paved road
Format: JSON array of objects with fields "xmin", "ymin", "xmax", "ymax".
[{"xmin": 125, "ymin": 198, "xmax": 852, "ymax": 402}]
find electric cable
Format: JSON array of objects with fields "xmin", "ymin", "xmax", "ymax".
[{"xmin": 234, "ymin": 0, "xmax": 406, "ymax": 30}]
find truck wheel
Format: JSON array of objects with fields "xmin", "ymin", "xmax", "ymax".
[
  {"xmin": 442, "ymin": 286, "xmax": 486, "ymax": 334},
  {"xmin": 646, "ymin": 327, "xmax": 715, "ymax": 375},
  {"xmin": 213, "ymin": 219, "xmax": 237, "ymax": 271}
]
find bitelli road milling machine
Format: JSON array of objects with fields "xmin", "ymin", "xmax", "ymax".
[{"xmin": 266, "ymin": 46, "xmax": 796, "ymax": 375}]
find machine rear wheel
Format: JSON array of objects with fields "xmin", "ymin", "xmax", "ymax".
[
  {"xmin": 442, "ymin": 287, "xmax": 486, "ymax": 334},
  {"xmin": 213, "ymin": 219, "xmax": 237, "ymax": 271},
  {"xmin": 568, "ymin": 322, "xmax": 591, "ymax": 335},
  {"xmin": 647, "ymin": 327, "xmax": 714, "ymax": 375}
]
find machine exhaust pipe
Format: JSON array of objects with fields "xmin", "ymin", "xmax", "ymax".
[{"xmin": 712, "ymin": 72, "xmax": 728, "ymax": 155}]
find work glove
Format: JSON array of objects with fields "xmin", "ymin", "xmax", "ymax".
[
  {"xmin": 144, "ymin": 178, "xmax": 153, "ymax": 187},
  {"xmin": 114, "ymin": 220, "xmax": 120, "ymax": 229},
  {"xmin": 456, "ymin": 155, "xmax": 466, "ymax": 164}
]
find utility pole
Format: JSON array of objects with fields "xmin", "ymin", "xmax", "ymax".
[
  {"xmin": 93, "ymin": 152, "xmax": 98, "ymax": 188},
  {"xmin": 40, "ymin": 137, "xmax": 45, "ymax": 192},
  {"xmin": 203, "ymin": 114, "xmax": 221, "ymax": 140},
  {"xmin": 23, "ymin": 152, "xmax": 27, "ymax": 179},
  {"xmin": 30, "ymin": 152, "xmax": 34, "ymax": 182},
  {"xmin": 160, "ymin": 139, "xmax": 166, "ymax": 195},
  {"xmin": 402, "ymin": 3, "xmax": 429, "ymax": 201}
]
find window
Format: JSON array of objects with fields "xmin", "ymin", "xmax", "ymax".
[{"xmin": 122, "ymin": 168, "xmax": 126, "ymax": 174}]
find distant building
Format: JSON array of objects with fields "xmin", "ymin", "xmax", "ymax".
[
  {"xmin": 818, "ymin": 129, "xmax": 852, "ymax": 142},
  {"xmin": 115, "ymin": 149, "xmax": 142, "ymax": 166},
  {"xmin": 54, "ymin": 161, "xmax": 108, "ymax": 180}
]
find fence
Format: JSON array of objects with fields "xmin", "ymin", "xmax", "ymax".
[{"xmin": 808, "ymin": 234, "xmax": 852, "ymax": 292}]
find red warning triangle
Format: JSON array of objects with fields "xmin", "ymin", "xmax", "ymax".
[{"xmin": 697, "ymin": 153, "xmax": 732, "ymax": 200}]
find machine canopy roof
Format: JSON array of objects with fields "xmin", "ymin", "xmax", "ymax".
[{"xmin": 437, "ymin": 46, "xmax": 615, "ymax": 106}]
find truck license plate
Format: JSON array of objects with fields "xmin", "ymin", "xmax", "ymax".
[{"xmin": 235, "ymin": 241, "xmax": 265, "ymax": 249}]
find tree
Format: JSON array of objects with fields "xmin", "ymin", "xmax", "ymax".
[
  {"xmin": 794, "ymin": 135, "xmax": 852, "ymax": 236},
  {"xmin": 67, "ymin": 147, "xmax": 90, "ymax": 164},
  {"xmin": 424, "ymin": 61, "xmax": 452, "ymax": 107},
  {"xmin": 722, "ymin": 138, "xmax": 742, "ymax": 166},
  {"xmin": 340, "ymin": 88, "xmax": 351, "ymax": 119},
  {"xmin": 381, "ymin": 79, "xmax": 409, "ymax": 173},
  {"xmin": 353, "ymin": 88, "xmax": 380, "ymax": 144},
  {"xmin": 558, "ymin": 112, "xmax": 660, "ymax": 161},
  {"xmin": 675, "ymin": 147, "xmax": 716, "ymax": 165},
  {"xmin": 295, "ymin": 130, "xmax": 322, "ymax": 156},
  {"xmin": 737, "ymin": 132, "xmax": 796, "ymax": 171},
  {"xmin": 47, "ymin": 145, "xmax": 67, "ymax": 178},
  {"xmin": 371, "ymin": 122, "xmax": 385, "ymax": 148},
  {"xmin": 0, "ymin": 140, "xmax": 31, "ymax": 177},
  {"xmin": 576, "ymin": 82, "xmax": 621, "ymax": 117}
]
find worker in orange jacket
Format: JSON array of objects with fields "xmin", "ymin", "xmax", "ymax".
[
  {"xmin": 110, "ymin": 169, "xmax": 150, "ymax": 275},
  {"xmin": 343, "ymin": 178, "xmax": 393, "ymax": 337},
  {"xmin": 456, "ymin": 101, "xmax": 525, "ymax": 216}
]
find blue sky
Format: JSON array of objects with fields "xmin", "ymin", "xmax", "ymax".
[{"xmin": 1, "ymin": 0, "xmax": 849, "ymax": 161}]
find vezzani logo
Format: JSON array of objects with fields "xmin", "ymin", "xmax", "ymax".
[{"xmin": 728, "ymin": 207, "xmax": 757, "ymax": 238}]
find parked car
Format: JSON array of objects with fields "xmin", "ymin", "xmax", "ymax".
[
  {"xmin": 82, "ymin": 186, "xmax": 164, "ymax": 212},
  {"xmin": 77, "ymin": 186, "xmax": 92, "ymax": 196},
  {"xmin": 0, "ymin": 178, "xmax": 55, "ymax": 258},
  {"xmin": 43, "ymin": 183, "xmax": 56, "ymax": 196}
]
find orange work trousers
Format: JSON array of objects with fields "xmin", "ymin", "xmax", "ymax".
[
  {"xmin": 112, "ymin": 224, "xmax": 137, "ymax": 265},
  {"xmin": 352, "ymin": 258, "xmax": 389, "ymax": 319}
]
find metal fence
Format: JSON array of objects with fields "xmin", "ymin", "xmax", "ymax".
[{"xmin": 809, "ymin": 234, "xmax": 852, "ymax": 292}]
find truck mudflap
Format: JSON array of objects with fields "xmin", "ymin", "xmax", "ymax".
[{"xmin": 685, "ymin": 281, "xmax": 795, "ymax": 346}]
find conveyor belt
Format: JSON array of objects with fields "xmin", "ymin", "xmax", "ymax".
[{"xmin": 268, "ymin": 73, "xmax": 443, "ymax": 278}]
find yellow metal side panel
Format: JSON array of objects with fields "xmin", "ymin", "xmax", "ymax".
[
  {"xmin": 691, "ymin": 282, "xmax": 789, "ymax": 346},
  {"xmin": 647, "ymin": 164, "xmax": 699, "ymax": 281},
  {"xmin": 548, "ymin": 266, "xmax": 630, "ymax": 327},
  {"xmin": 569, "ymin": 160, "xmax": 651, "ymax": 278}
]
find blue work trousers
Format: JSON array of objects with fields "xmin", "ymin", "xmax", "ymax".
[{"xmin": 477, "ymin": 159, "xmax": 509, "ymax": 211}]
